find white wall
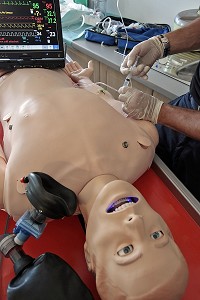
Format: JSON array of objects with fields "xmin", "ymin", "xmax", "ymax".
[{"xmin": 106, "ymin": 0, "xmax": 200, "ymax": 29}]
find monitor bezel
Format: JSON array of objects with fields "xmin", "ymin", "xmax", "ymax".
[{"xmin": 0, "ymin": 0, "xmax": 65, "ymax": 66}]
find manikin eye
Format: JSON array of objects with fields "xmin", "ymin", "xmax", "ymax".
[
  {"xmin": 150, "ymin": 230, "xmax": 164, "ymax": 240},
  {"xmin": 117, "ymin": 245, "xmax": 133, "ymax": 256}
]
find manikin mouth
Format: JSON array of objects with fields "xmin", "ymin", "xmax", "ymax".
[{"xmin": 106, "ymin": 197, "xmax": 139, "ymax": 213}]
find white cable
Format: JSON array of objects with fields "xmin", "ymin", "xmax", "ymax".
[
  {"xmin": 95, "ymin": 81, "xmax": 119, "ymax": 93},
  {"xmin": 116, "ymin": 0, "xmax": 129, "ymax": 57},
  {"xmin": 72, "ymin": 81, "xmax": 119, "ymax": 93},
  {"xmin": 102, "ymin": 16, "xmax": 112, "ymax": 34}
]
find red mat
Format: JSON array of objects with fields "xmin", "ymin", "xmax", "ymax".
[{"xmin": 134, "ymin": 168, "xmax": 200, "ymax": 300}]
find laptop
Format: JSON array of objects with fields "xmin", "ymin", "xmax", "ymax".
[{"xmin": 0, "ymin": 0, "xmax": 65, "ymax": 69}]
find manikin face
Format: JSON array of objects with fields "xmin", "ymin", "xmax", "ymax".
[{"xmin": 85, "ymin": 180, "xmax": 188, "ymax": 300}]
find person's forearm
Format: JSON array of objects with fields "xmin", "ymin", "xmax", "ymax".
[
  {"xmin": 158, "ymin": 103, "xmax": 200, "ymax": 140},
  {"xmin": 165, "ymin": 18, "xmax": 200, "ymax": 54}
]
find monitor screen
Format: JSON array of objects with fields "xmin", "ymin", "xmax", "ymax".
[{"xmin": 0, "ymin": 0, "xmax": 65, "ymax": 69}]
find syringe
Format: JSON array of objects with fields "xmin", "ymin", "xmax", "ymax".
[{"xmin": 123, "ymin": 56, "xmax": 139, "ymax": 87}]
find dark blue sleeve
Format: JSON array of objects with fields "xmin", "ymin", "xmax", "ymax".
[{"xmin": 190, "ymin": 62, "xmax": 200, "ymax": 105}]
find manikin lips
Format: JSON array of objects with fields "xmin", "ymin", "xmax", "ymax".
[{"xmin": 106, "ymin": 197, "xmax": 139, "ymax": 213}]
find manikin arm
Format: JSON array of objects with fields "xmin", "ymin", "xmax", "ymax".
[
  {"xmin": 64, "ymin": 60, "xmax": 94, "ymax": 79},
  {"xmin": 0, "ymin": 73, "xmax": 8, "ymax": 209},
  {"xmin": 65, "ymin": 61, "xmax": 124, "ymax": 114},
  {"xmin": 65, "ymin": 61, "xmax": 114, "ymax": 101}
]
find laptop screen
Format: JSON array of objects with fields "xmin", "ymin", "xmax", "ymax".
[{"xmin": 0, "ymin": 0, "xmax": 65, "ymax": 69}]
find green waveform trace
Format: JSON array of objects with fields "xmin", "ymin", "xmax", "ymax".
[{"xmin": 0, "ymin": 1, "xmax": 31, "ymax": 5}]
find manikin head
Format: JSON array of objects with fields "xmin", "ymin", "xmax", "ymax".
[{"xmin": 84, "ymin": 180, "xmax": 188, "ymax": 300}]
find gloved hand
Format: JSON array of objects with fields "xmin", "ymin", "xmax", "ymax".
[
  {"xmin": 118, "ymin": 86, "xmax": 164, "ymax": 124},
  {"xmin": 120, "ymin": 36, "xmax": 165, "ymax": 80}
]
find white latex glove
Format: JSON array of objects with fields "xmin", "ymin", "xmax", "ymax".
[
  {"xmin": 118, "ymin": 86, "xmax": 164, "ymax": 124},
  {"xmin": 120, "ymin": 36, "xmax": 164, "ymax": 80}
]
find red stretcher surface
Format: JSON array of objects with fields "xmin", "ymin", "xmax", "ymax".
[
  {"xmin": 0, "ymin": 157, "xmax": 199, "ymax": 300},
  {"xmin": 134, "ymin": 160, "xmax": 200, "ymax": 300}
]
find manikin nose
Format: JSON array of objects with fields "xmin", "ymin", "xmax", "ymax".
[
  {"xmin": 125, "ymin": 214, "xmax": 144, "ymax": 227},
  {"xmin": 125, "ymin": 214, "xmax": 145, "ymax": 237},
  {"xmin": 127, "ymin": 214, "xmax": 143, "ymax": 221}
]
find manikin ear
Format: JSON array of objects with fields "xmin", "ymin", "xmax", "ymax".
[
  {"xmin": 84, "ymin": 242, "xmax": 94, "ymax": 273},
  {"xmin": 137, "ymin": 136, "xmax": 151, "ymax": 149}
]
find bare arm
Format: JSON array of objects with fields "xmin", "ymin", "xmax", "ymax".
[
  {"xmin": 120, "ymin": 18, "xmax": 200, "ymax": 79},
  {"xmin": 158, "ymin": 103, "xmax": 200, "ymax": 140},
  {"xmin": 118, "ymin": 86, "xmax": 200, "ymax": 140},
  {"xmin": 166, "ymin": 18, "xmax": 200, "ymax": 54},
  {"xmin": 157, "ymin": 18, "xmax": 200, "ymax": 136}
]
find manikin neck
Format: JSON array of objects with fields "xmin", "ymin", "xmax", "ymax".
[{"xmin": 78, "ymin": 175, "xmax": 118, "ymax": 224}]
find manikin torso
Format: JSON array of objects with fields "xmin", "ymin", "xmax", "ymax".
[
  {"xmin": 0, "ymin": 68, "xmax": 158, "ymax": 220},
  {"xmin": 0, "ymin": 67, "xmax": 189, "ymax": 300}
]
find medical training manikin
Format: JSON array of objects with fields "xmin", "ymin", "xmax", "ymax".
[{"xmin": 0, "ymin": 63, "xmax": 188, "ymax": 300}]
